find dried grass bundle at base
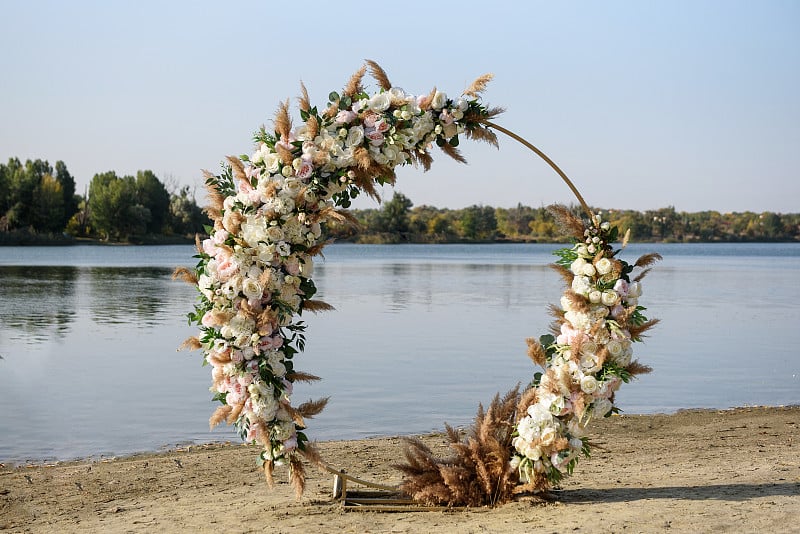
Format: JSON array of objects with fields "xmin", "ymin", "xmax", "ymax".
[{"xmin": 395, "ymin": 386, "xmax": 521, "ymax": 507}]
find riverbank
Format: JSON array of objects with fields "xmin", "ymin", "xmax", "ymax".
[{"xmin": 1, "ymin": 406, "xmax": 797, "ymax": 533}]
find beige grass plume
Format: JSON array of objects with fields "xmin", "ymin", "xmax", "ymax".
[{"xmin": 365, "ymin": 59, "xmax": 392, "ymax": 90}]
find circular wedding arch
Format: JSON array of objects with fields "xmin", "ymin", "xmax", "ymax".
[{"xmin": 176, "ymin": 61, "xmax": 659, "ymax": 507}]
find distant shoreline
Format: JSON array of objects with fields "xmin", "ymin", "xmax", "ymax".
[{"xmin": 2, "ymin": 234, "xmax": 798, "ymax": 247}]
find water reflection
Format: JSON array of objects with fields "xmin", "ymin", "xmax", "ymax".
[
  {"xmin": 0, "ymin": 266, "xmax": 78, "ymax": 343},
  {"xmin": 0, "ymin": 266, "xmax": 179, "ymax": 344},
  {"xmin": 87, "ymin": 267, "xmax": 174, "ymax": 327}
]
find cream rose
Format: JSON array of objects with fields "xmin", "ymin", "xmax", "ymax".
[
  {"xmin": 580, "ymin": 375, "xmax": 598, "ymax": 394},
  {"xmin": 595, "ymin": 257, "xmax": 613, "ymax": 275}
]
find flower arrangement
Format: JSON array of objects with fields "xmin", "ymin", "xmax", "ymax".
[
  {"xmin": 175, "ymin": 61, "xmax": 659, "ymax": 504},
  {"xmin": 175, "ymin": 61, "xmax": 503, "ymax": 497},
  {"xmin": 509, "ymin": 206, "xmax": 660, "ymax": 493},
  {"xmin": 395, "ymin": 207, "xmax": 659, "ymax": 506}
]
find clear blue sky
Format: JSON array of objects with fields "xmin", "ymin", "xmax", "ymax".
[{"xmin": 2, "ymin": 1, "xmax": 798, "ymax": 213}]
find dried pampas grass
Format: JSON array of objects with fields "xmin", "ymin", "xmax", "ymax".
[{"xmin": 396, "ymin": 386, "xmax": 521, "ymax": 507}]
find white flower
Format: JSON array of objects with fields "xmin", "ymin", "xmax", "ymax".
[
  {"xmin": 570, "ymin": 257, "xmax": 587, "ymax": 276},
  {"xmin": 540, "ymin": 426, "xmax": 557, "ymax": 446},
  {"xmin": 617, "ymin": 346, "xmax": 633, "ymax": 366},
  {"xmin": 613, "ymin": 278, "xmax": 629, "ymax": 297},
  {"xmin": 564, "ymin": 310, "xmax": 590, "ymax": 332},
  {"xmin": 346, "ymin": 125, "xmax": 364, "ymax": 147},
  {"xmin": 264, "ymin": 153, "xmax": 281, "ymax": 174},
  {"xmin": 580, "ymin": 375, "xmax": 598, "ymax": 394},
  {"xmin": 628, "ymin": 281, "xmax": 642, "ymax": 298},
  {"xmin": 431, "ymin": 90, "xmax": 447, "ymax": 110},
  {"xmin": 595, "ymin": 257, "xmax": 613, "ymax": 275},
  {"xmin": 601, "ymin": 290, "xmax": 619, "ymax": 306},
  {"xmin": 588, "ymin": 289, "xmax": 602, "ymax": 304},
  {"xmin": 592, "ymin": 398, "xmax": 613, "ymax": 417},
  {"xmin": 242, "ymin": 277, "xmax": 262, "ymax": 301},
  {"xmin": 606, "ymin": 339, "xmax": 623, "ymax": 357},
  {"xmin": 581, "ymin": 263, "xmax": 596, "ymax": 277},
  {"xmin": 368, "ymin": 91, "xmax": 391, "ymax": 111},
  {"xmin": 571, "ymin": 276, "xmax": 591, "ymax": 297}
]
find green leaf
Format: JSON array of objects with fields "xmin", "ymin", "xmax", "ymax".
[
  {"xmin": 329, "ymin": 91, "xmax": 339, "ymax": 102},
  {"xmin": 448, "ymin": 135, "xmax": 459, "ymax": 147}
]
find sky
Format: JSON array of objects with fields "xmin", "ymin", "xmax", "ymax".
[{"xmin": 1, "ymin": 1, "xmax": 798, "ymax": 214}]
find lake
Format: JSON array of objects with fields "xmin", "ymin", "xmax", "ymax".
[{"xmin": 0, "ymin": 242, "xmax": 798, "ymax": 464}]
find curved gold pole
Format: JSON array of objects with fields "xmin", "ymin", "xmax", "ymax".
[{"xmin": 482, "ymin": 121, "xmax": 597, "ymax": 225}]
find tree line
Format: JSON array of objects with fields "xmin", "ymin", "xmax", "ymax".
[
  {"xmin": 2, "ymin": 157, "xmax": 797, "ymax": 244},
  {"xmin": 0, "ymin": 157, "xmax": 208, "ymax": 244},
  {"xmin": 328, "ymin": 192, "xmax": 800, "ymax": 243}
]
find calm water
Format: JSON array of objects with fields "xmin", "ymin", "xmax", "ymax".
[{"xmin": 0, "ymin": 243, "xmax": 798, "ymax": 464}]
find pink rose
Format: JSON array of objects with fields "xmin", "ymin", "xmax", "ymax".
[
  {"xmin": 365, "ymin": 129, "xmax": 384, "ymax": 146},
  {"xmin": 439, "ymin": 109, "xmax": 454, "ymax": 125},
  {"xmin": 246, "ymin": 423, "xmax": 261, "ymax": 442},
  {"xmin": 335, "ymin": 110, "xmax": 357, "ymax": 124},
  {"xmin": 295, "ymin": 160, "xmax": 313, "ymax": 180},
  {"xmin": 284, "ymin": 258, "xmax": 301, "ymax": 276},
  {"xmin": 212, "ymin": 230, "xmax": 229, "ymax": 245},
  {"xmin": 613, "ymin": 279, "xmax": 629, "ymax": 297},
  {"xmin": 202, "ymin": 238, "xmax": 216, "ymax": 256},
  {"xmin": 217, "ymin": 257, "xmax": 238, "ymax": 281},
  {"xmin": 362, "ymin": 111, "xmax": 379, "ymax": 127},
  {"xmin": 201, "ymin": 312, "xmax": 218, "ymax": 328},
  {"xmin": 375, "ymin": 119, "xmax": 390, "ymax": 133}
]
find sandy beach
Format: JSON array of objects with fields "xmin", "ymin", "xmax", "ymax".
[{"xmin": 1, "ymin": 406, "xmax": 798, "ymax": 533}]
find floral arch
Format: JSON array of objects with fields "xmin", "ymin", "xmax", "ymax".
[{"xmin": 175, "ymin": 61, "xmax": 660, "ymax": 507}]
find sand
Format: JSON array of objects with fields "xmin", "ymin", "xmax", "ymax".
[{"xmin": 1, "ymin": 406, "xmax": 798, "ymax": 533}]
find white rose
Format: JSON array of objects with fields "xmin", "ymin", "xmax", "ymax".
[
  {"xmin": 580, "ymin": 375, "xmax": 598, "ymax": 394},
  {"xmin": 242, "ymin": 277, "xmax": 262, "ymax": 300},
  {"xmin": 570, "ymin": 257, "xmax": 587, "ymax": 276},
  {"xmin": 588, "ymin": 289, "xmax": 602, "ymax": 304},
  {"xmin": 595, "ymin": 257, "xmax": 613, "ymax": 275},
  {"xmin": 606, "ymin": 339, "xmax": 623, "ymax": 357},
  {"xmin": 580, "ymin": 353, "xmax": 600, "ymax": 372},
  {"xmin": 601, "ymin": 290, "xmax": 619, "ymax": 306},
  {"xmin": 346, "ymin": 125, "xmax": 364, "ymax": 147},
  {"xmin": 267, "ymin": 351, "xmax": 286, "ymax": 377},
  {"xmin": 628, "ymin": 281, "xmax": 642, "ymax": 298},
  {"xmin": 263, "ymin": 153, "xmax": 281, "ymax": 174},
  {"xmin": 540, "ymin": 427, "xmax": 557, "ymax": 446},
  {"xmin": 368, "ymin": 91, "xmax": 391, "ymax": 111},
  {"xmin": 592, "ymin": 398, "xmax": 613, "ymax": 417},
  {"xmin": 571, "ymin": 276, "xmax": 591, "ymax": 297},
  {"xmin": 581, "ymin": 263, "xmax": 596, "ymax": 277},
  {"xmin": 266, "ymin": 225, "xmax": 284, "ymax": 242},
  {"xmin": 617, "ymin": 346, "xmax": 633, "ymax": 367},
  {"xmin": 431, "ymin": 90, "xmax": 447, "ymax": 110}
]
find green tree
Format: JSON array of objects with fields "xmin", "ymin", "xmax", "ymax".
[
  {"xmin": 89, "ymin": 172, "xmax": 139, "ymax": 240},
  {"xmin": 373, "ymin": 192, "xmax": 414, "ymax": 238},
  {"xmin": 456, "ymin": 205, "xmax": 497, "ymax": 241},
  {"xmin": 168, "ymin": 185, "xmax": 209, "ymax": 236},
  {"xmin": 55, "ymin": 161, "xmax": 79, "ymax": 228},
  {"xmin": 32, "ymin": 174, "xmax": 65, "ymax": 233},
  {"xmin": 135, "ymin": 170, "xmax": 170, "ymax": 234}
]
